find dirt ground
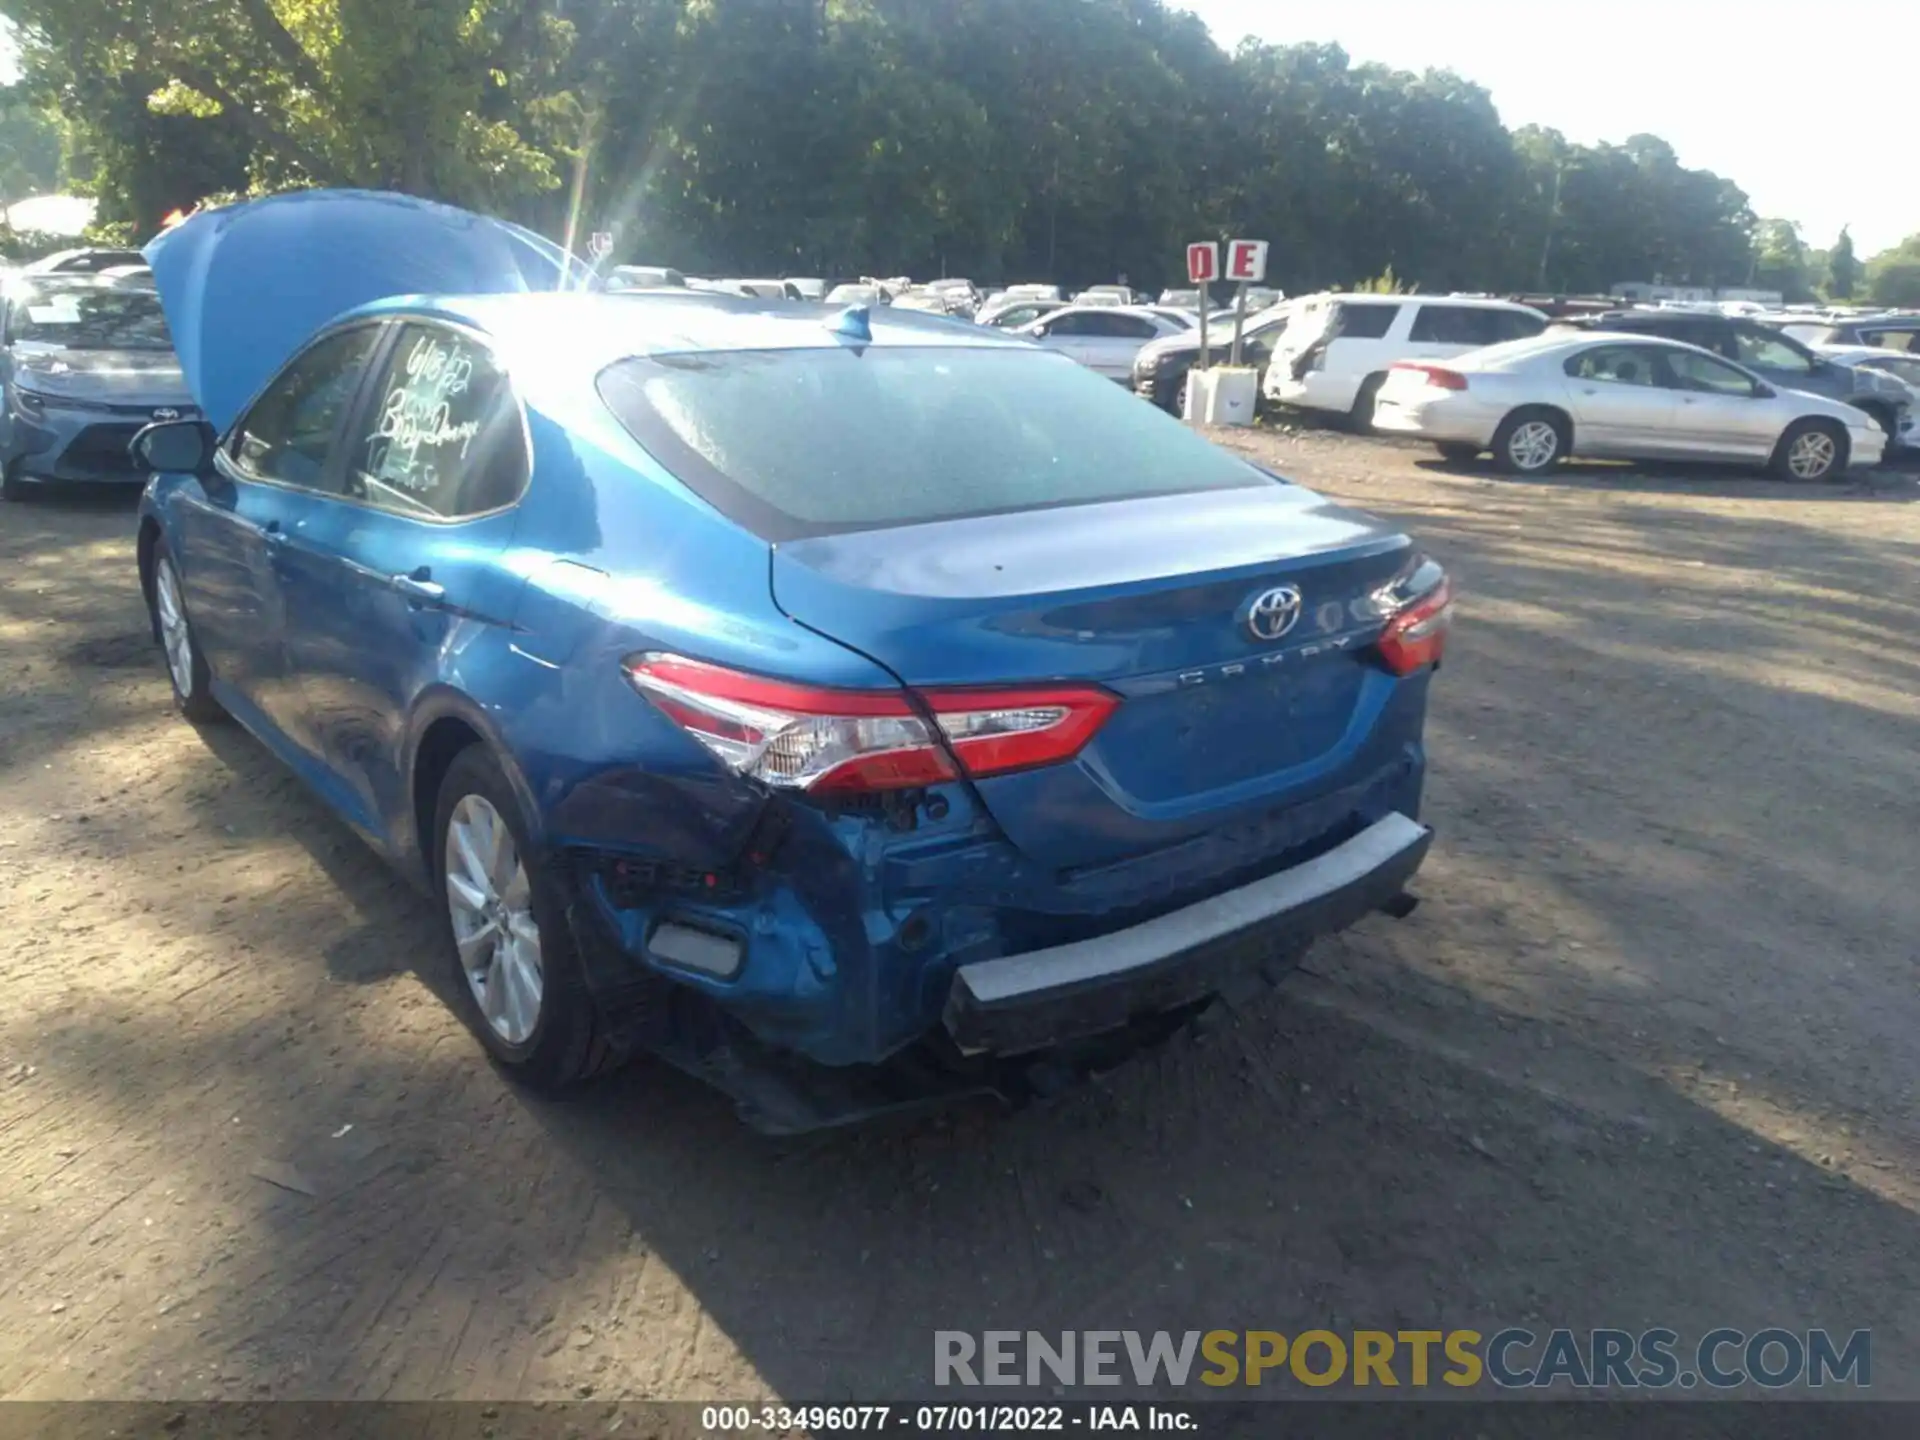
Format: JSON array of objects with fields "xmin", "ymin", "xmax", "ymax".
[{"xmin": 2, "ymin": 431, "xmax": 1917, "ymax": 1407}]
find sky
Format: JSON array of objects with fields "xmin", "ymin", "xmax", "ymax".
[{"xmin": 1180, "ymin": 0, "xmax": 1916, "ymax": 257}]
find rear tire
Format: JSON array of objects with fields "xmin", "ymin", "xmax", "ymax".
[
  {"xmin": 1434, "ymin": 443, "xmax": 1481, "ymax": 465},
  {"xmin": 433, "ymin": 744, "xmax": 625, "ymax": 1092},
  {"xmin": 1348, "ymin": 374, "xmax": 1387, "ymax": 434},
  {"xmin": 1492, "ymin": 409, "xmax": 1569, "ymax": 475},
  {"xmin": 1770, "ymin": 419, "xmax": 1847, "ymax": 483}
]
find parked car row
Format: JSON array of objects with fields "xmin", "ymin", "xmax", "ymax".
[{"xmin": 1215, "ymin": 289, "xmax": 1914, "ymax": 483}]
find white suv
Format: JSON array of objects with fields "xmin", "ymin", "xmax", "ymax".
[{"xmin": 1265, "ymin": 294, "xmax": 1548, "ymax": 430}]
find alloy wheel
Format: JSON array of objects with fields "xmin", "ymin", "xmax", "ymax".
[
  {"xmin": 1508, "ymin": 420, "xmax": 1560, "ymax": 471},
  {"xmin": 444, "ymin": 794, "xmax": 545, "ymax": 1045},
  {"xmin": 154, "ymin": 559, "xmax": 195, "ymax": 698},
  {"xmin": 1786, "ymin": 430, "xmax": 1836, "ymax": 480}
]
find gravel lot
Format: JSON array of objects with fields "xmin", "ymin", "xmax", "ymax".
[{"xmin": 2, "ymin": 429, "xmax": 1916, "ymax": 1405}]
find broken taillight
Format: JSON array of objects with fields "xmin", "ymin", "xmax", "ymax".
[
  {"xmin": 1377, "ymin": 570, "xmax": 1454, "ymax": 676},
  {"xmin": 623, "ymin": 655, "xmax": 1117, "ymax": 795}
]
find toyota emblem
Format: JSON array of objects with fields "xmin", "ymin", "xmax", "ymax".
[
  {"xmin": 151, "ymin": 407, "xmax": 180, "ymax": 421},
  {"xmin": 1245, "ymin": 585, "xmax": 1303, "ymax": 642}
]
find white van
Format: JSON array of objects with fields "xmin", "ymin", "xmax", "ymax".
[{"xmin": 1265, "ymin": 294, "xmax": 1548, "ymax": 430}]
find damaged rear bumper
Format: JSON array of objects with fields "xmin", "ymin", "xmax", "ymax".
[{"xmin": 943, "ymin": 812, "xmax": 1432, "ymax": 1056}]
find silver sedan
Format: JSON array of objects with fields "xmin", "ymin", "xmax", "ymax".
[{"xmin": 1371, "ymin": 331, "xmax": 1887, "ymax": 482}]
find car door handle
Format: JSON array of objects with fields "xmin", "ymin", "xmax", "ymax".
[{"xmin": 390, "ymin": 572, "xmax": 446, "ymax": 604}]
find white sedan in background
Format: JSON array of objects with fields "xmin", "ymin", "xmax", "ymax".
[
  {"xmin": 1371, "ymin": 331, "xmax": 1886, "ymax": 482},
  {"xmin": 1013, "ymin": 305, "xmax": 1189, "ymax": 380}
]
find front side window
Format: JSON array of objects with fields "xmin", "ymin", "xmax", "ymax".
[
  {"xmin": 346, "ymin": 323, "xmax": 527, "ymax": 520},
  {"xmin": 597, "ymin": 346, "xmax": 1273, "ymax": 540},
  {"xmin": 8, "ymin": 282, "xmax": 173, "ymax": 351},
  {"xmin": 231, "ymin": 325, "xmax": 385, "ymax": 492},
  {"xmin": 1662, "ymin": 350, "xmax": 1758, "ymax": 397},
  {"xmin": 1566, "ymin": 346, "xmax": 1660, "ymax": 386},
  {"xmin": 1731, "ymin": 329, "xmax": 1812, "ymax": 374}
]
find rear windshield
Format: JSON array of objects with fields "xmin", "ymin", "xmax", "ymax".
[{"xmin": 597, "ymin": 346, "xmax": 1273, "ymax": 539}]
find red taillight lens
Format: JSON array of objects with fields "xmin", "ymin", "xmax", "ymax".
[
  {"xmin": 1391, "ymin": 362, "xmax": 1468, "ymax": 391},
  {"xmin": 1377, "ymin": 575, "xmax": 1454, "ymax": 675},
  {"xmin": 623, "ymin": 655, "xmax": 1116, "ymax": 795},
  {"xmin": 926, "ymin": 686, "xmax": 1118, "ymax": 779}
]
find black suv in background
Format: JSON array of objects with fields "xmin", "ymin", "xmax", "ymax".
[
  {"xmin": 1132, "ymin": 303, "xmax": 1293, "ymax": 412},
  {"xmin": 1557, "ymin": 310, "xmax": 1911, "ymax": 438}
]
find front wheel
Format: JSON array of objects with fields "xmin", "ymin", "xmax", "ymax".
[
  {"xmin": 148, "ymin": 553, "xmax": 225, "ymax": 722},
  {"xmin": 1492, "ymin": 409, "xmax": 1568, "ymax": 475},
  {"xmin": 1771, "ymin": 419, "xmax": 1847, "ymax": 482},
  {"xmin": 433, "ymin": 744, "xmax": 624, "ymax": 1091}
]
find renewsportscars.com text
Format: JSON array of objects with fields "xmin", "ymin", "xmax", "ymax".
[{"xmin": 934, "ymin": 1328, "xmax": 1871, "ymax": 1391}]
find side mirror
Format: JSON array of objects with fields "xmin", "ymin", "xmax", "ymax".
[
  {"xmin": 1751, "ymin": 382, "xmax": 1776, "ymax": 400},
  {"xmin": 131, "ymin": 418, "xmax": 216, "ymax": 474}
]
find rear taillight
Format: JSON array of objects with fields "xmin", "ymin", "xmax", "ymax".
[
  {"xmin": 1391, "ymin": 362, "xmax": 1468, "ymax": 391},
  {"xmin": 623, "ymin": 655, "xmax": 1117, "ymax": 795},
  {"xmin": 1377, "ymin": 572, "xmax": 1454, "ymax": 676}
]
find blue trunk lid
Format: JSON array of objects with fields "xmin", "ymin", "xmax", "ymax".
[{"xmin": 771, "ymin": 484, "xmax": 1420, "ymax": 869}]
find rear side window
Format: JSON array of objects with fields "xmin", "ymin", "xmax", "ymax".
[
  {"xmin": 1410, "ymin": 306, "xmax": 1545, "ymax": 345},
  {"xmin": 597, "ymin": 347, "xmax": 1273, "ymax": 540},
  {"xmin": 1333, "ymin": 303, "xmax": 1398, "ymax": 340},
  {"xmin": 1565, "ymin": 346, "xmax": 1660, "ymax": 386},
  {"xmin": 348, "ymin": 323, "xmax": 528, "ymax": 520},
  {"xmin": 1490, "ymin": 309, "xmax": 1547, "ymax": 342}
]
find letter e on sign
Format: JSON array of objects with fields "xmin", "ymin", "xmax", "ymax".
[
  {"xmin": 1227, "ymin": 240, "xmax": 1269, "ymax": 283},
  {"xmin": 1187, "ymin": 243, "xmax": 1218, "ymax": 285}
]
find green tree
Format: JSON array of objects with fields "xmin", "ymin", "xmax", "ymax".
[
  {"xmin": 1864, "ymin": 235, "xmax": 1920, "ymax": 308},
  {"xmin": 5, "ymin": 0, "xmax": 575, "ymax": 232},
  {"xmin": 1750, "ymin": 218, "xmax": 1811, "ymax": 302}
]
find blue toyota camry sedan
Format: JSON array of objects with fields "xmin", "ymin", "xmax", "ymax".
[{"xmin": 134, "ymin": 191, "xmax": 1449, "ymax": 1130}]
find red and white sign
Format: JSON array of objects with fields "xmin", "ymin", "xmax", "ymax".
[
  {"xmin": 1226, "ymin": 239, "xmax": 1269, "ymax": 283},
  {"xmin": 1186, "ymin": 242, "xmax": 1219, "ymax": 285}
]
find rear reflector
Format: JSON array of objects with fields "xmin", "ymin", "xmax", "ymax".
[
  {"xmin": 1377, "ymin": 575, "xmax": 1454, "ymax": 675},
  {"xmin": 648, "ymin": 921, "xmax": 744, "ymax": 979},
  {"xmin": 624, "ymin": 655, "xmax": 1117, "ymax": 795},
  {"xmin": 1391, "ymin": 362, "xmax": 1468, "ymax": 391}
]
